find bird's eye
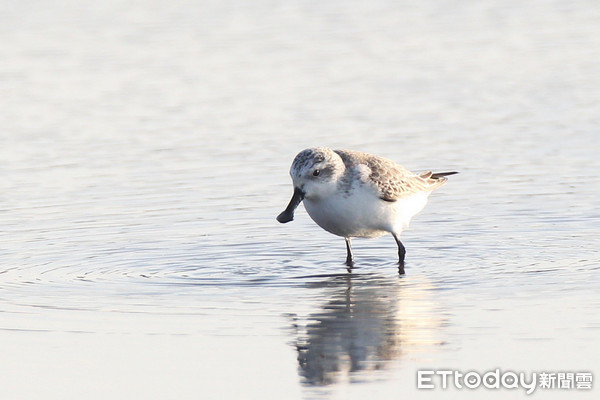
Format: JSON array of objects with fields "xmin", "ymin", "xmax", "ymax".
[{"xmin": 313, "ymin": 169, "xmax": 321, "ymax": 177}]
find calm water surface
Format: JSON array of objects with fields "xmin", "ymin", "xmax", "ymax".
[{"xmin": 1, "ymin": 1, "xmax": 599, "ymax": 399}]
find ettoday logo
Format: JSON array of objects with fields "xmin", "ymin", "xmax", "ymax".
[{"xmin": 417, "ymin": 369, "xmax": 593, "ymax": 394}]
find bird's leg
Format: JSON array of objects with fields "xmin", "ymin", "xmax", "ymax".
[
  {"xmin": 392, "ymin": 233, "xmax": 406, "ymax": 274},
  {"xmin": 345, "ymin": 237, "xmax": 354, "ymax": 269}
]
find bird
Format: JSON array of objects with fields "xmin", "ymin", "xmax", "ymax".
[{"xmin": 276, "ymin": 148, "xmax": 457, "ymax": 273}]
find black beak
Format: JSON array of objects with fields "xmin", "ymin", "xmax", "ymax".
[{"xmin": 276, "ymin": 187, "xmax": 305, "ymax": 223}]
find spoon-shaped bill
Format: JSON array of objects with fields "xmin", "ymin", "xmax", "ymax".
[{"xmin": 276, "ymin": 187, "xmax": 305, "ymax": 223}]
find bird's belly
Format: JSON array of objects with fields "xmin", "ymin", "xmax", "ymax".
[
  {"xmin": 303, "ymin": 192, "xmax": 429, "ymax": 238},
  {"xmin": 303, "ymin": 194, "xmax": 386, "ymax": 238}
]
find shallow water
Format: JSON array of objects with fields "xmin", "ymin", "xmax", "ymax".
[{"xmin": 1, "ymin": 0, "xmax": 599, "ymax": 399}]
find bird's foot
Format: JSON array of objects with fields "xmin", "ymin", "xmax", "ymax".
[
  {"xmin": 345, "ymin": 257, "xmax": 354, "ymax": 271},
  {"xmin": 398, "ymin": 261, "xmax": 405, "ymax": 275}
]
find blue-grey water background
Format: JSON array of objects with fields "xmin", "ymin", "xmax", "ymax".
[{"xmin": 1, "ymin": 1, "xmax": 599, "ymax": 399}]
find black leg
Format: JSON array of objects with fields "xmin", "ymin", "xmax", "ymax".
[
  {"xmin": 392, "ymin": 233, "xmax": 406, "ymax": 274},
  {"xmin": 345, "ymin": 237, "xmax": 354, "ymax": 268}
]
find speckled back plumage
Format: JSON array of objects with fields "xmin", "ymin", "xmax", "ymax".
[{"xmin": 333, "ymin": 150, "xmax": 448, "ymax": 202}]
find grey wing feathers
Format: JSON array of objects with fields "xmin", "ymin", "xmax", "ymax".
[
  {"xmin": 377, "ymin": 169, "xmax": 447, "ymax": 202},
  {"xmin": 334, "ymin": 150, "xmax": 456, "ymax": 202},
  {"xmin": 352, "ymin": 151, "xmax": 445, "ymax": 201}
]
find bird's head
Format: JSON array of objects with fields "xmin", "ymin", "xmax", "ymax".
[{"xmin": 276, "ymin": 148, "xmax": 344, "ymax": 223}]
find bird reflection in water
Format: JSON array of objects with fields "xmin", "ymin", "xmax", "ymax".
[{"xmin": 291, "ymin": 273, "xmax": 442, "ymax": 386}]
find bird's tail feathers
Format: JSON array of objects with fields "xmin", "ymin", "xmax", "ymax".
[{"xmin": 430, "ymin": 171, "xmax": 458, "ymax": 179}]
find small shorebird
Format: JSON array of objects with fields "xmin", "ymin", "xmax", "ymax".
[{"xmin": 276, "ymin": 148, "xmax": 457, "ymax": 273}]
